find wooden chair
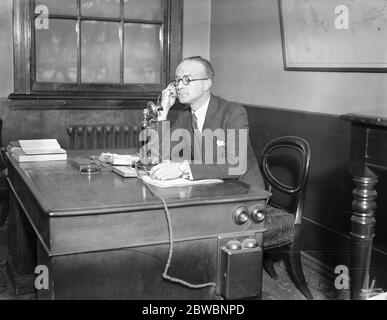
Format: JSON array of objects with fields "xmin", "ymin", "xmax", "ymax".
[{"xmin": 261, "ymin": 136, "xmax": 313, "ymax": 300}]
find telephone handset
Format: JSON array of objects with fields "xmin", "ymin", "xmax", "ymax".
[
  {"xmin": 145, "ymin": 100, "xmax": 162, "ymax": 125},
  {"xmin": 143, "ymin": 86, "xmax": 177, "ymax": 128}
]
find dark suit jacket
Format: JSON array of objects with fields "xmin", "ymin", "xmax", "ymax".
[{"xmin": 158, "ymin": 94, "xmax": 264, "ymax": 191}]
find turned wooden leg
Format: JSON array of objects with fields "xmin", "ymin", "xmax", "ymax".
[{"xmin": 350, "ymin": 173, "xmax": 377, "ymax": 300}]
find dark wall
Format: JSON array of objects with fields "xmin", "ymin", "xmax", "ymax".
[
  {"xmin": 245, "ymin": 104, "xmax": 387, "ymax": 288},
  {"xmin": 245, "ymin": 104, "xmax": 353, "ymax": 232}
]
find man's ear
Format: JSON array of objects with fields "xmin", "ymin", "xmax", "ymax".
[{"xmin": 204, "ymin": 78, "xmax": 212, "ymax": 91}]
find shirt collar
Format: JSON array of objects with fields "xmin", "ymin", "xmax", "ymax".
[{"xmin": 191, "ymin": 96, "xmax": 210, "ymax": 131}]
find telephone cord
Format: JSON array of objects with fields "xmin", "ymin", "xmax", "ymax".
[{"xmin": 134, "ymin": 164, "xmax": 216, "ymax": 289}]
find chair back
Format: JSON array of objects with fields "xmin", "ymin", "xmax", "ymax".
[{"xmin": 261, "ymin": 136, "xmax": 311, "ymax": 224}]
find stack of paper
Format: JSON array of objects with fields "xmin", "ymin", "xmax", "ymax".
[
  {"xmin": 141, "ymin": 175, "xmax": 223, "ymax": 188},
  {"xmin": 10, "ymin": 139, "xmax": 67, "ymax": 162},
  {"xmin": 99, "ymin": 152, "xmax": 139, "ymax": 166}
]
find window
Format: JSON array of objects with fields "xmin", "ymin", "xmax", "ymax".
[{"xmin": 10, "ymin": 0, "xmax": 182, "ymax": 108}]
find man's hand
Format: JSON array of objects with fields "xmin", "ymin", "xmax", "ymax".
[
  {"xmin": 149, "ymin": 162, "xmax": 182, "ymax": 180},
  {"xmin": 158, "ymin": 84, "xmax": 177, "ymax": 121}
]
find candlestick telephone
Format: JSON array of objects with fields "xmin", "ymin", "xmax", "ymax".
[
  {"xmin": 136, "ymin": 87, "xmax": 178, "ymax": 169},
  {"xmin": 142, "ymin": 86, "xmax": 177, "ymax": 128}
]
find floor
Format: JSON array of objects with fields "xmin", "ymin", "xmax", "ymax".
[
  {"xmin": 261, "ymin": 253, "xmax": 349, "ymax": 300},
  {"xmin": 0, "ymin": 219, "xmax": 349, "ymax": 300}
]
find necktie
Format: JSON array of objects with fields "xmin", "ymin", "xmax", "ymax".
[
  {"xmin": 192, "ymin": 112, "xmax": 199, "ymax": 130},
  {"xmin": 191, "ymin": 111, "xmax": 202, "ymax": 162}
]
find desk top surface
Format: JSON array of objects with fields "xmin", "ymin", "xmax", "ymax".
[
  {"xmin": 8, "ymin": 150, "xmax": 269, "ymax": 217},
  {"xmin": 342, "ymin": 108, "xmax": 387, "ymax": 127}
]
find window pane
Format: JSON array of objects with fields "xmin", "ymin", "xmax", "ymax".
[
  {"xmin": 124, "ymin": 24, "xmax": 161, "ymax": 84},
  {"xmin": 124, "ymin": 0, "xmax": 162, "ymax": 20},
  {"xmin": 35, "ymin": 19, "xmax": 77, "ymax": 83},
  {"xmin": 81, "ymin": 21, "xmax": 120, "ymax": 83},
  {"xmin": 35, "ymin": 0, "xmax": 77, "ymax": 16},
  {"xmin": 81, "ymin": 0, "xmax": 120, "ymax": 18}
]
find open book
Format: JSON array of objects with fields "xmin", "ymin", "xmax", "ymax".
[
  {"xmin": 141, "ymin": 175, "xmax": 223, "ymax": 188},
  {"xmin": 11, "ymin": 139, "xmax": 67, "ymax": 162},
  {"xmin": 19, "ymin": 139, "xmax": 66, "ymax": 155}
]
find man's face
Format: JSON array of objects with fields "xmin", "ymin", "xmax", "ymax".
[{"xmin": 174, "ymin": 60, "xmax": 210, "ymax": 105}]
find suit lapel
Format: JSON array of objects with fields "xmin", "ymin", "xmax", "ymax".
[
  {"xmin": 202, "ymin": 94, "xmax": 218, "ymax": 131},
  {"xmin": 200, "ymin": 95, "xmax": 220, "ymax": 163}
]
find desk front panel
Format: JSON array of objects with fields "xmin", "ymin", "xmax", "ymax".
[{"xmin": 50, "ymin": 200, "xmax": 266, "ymax": 255}]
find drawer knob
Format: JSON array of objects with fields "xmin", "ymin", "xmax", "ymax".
[
  {"xmin": 250, "ymin": 207, "xmax": 266, "ymax": 223},
  {"xmin": 232, "ymin": 206, "xmax": 249, "ymax": 225}
]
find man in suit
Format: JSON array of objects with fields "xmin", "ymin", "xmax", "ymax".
[{"xmin": 147, "ymin": 56, "xmax": 264, "ymax": 191}]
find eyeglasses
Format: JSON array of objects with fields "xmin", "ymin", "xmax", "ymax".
[{"xmin": 171, "ymin": 75, "xmax": 209, "ymax": 87}]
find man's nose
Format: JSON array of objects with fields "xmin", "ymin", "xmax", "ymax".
[{"xmin": 175, "ymin": 81, "xmax": 184, "ymax": 90}]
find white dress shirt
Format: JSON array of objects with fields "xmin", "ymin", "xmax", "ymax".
[{"xmin": 191, "ymin": 95, "xmax": 210, "ymax": 132}]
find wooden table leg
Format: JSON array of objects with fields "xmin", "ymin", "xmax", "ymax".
[{"xmin": 350, "ymin": 172, "xmax": 377, "ymax": 300}]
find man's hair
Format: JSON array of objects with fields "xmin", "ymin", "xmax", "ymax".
[{"xmin": 182, "ymin": 56, "xmax": 215, "ymax": 80}]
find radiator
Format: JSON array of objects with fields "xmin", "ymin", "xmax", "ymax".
[{"xmin": 67, "ymin": 124, "xmax": 141, "ymax": 150}]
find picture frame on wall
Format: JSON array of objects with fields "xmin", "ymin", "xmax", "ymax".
[{"xmin": 278, "ymin": 0, "xmax": 387, "ymax": 72}]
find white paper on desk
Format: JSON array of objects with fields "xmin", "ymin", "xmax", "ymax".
[
  {"xmin": 19, "ymin": 139, "xmax": 66, "ymax": 155},
  {"xmin": 99, "ymin": 152, "xmax": 139, "ymax": 165},
  {"xmin": 141, "ymin": 175, "xmax": 223, "ymax": 188}
]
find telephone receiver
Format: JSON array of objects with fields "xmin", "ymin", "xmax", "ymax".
[
  {"xmin": 143, "ymin": 88, "xmax": 177, "ymax": 127},
  {"xmin": 145, "ymin": 100, "xmax": 163, "ymax": 122},
  {"xmin": 142, "ymin": 101, "xmax": 162, "ymax": 129}
]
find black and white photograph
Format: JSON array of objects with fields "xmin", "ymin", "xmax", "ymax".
[{"xmin": 0, "ymin": 0, "xmax": 387, "ymax": 307}]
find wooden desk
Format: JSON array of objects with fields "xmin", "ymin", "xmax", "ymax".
[
  {"xmin": 342, "ymin": 110, "xmax": 387, "ymax": 300},
  {"xmin": 6, "ymin": 150, "xmax": 269, "ymax": 299}
]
